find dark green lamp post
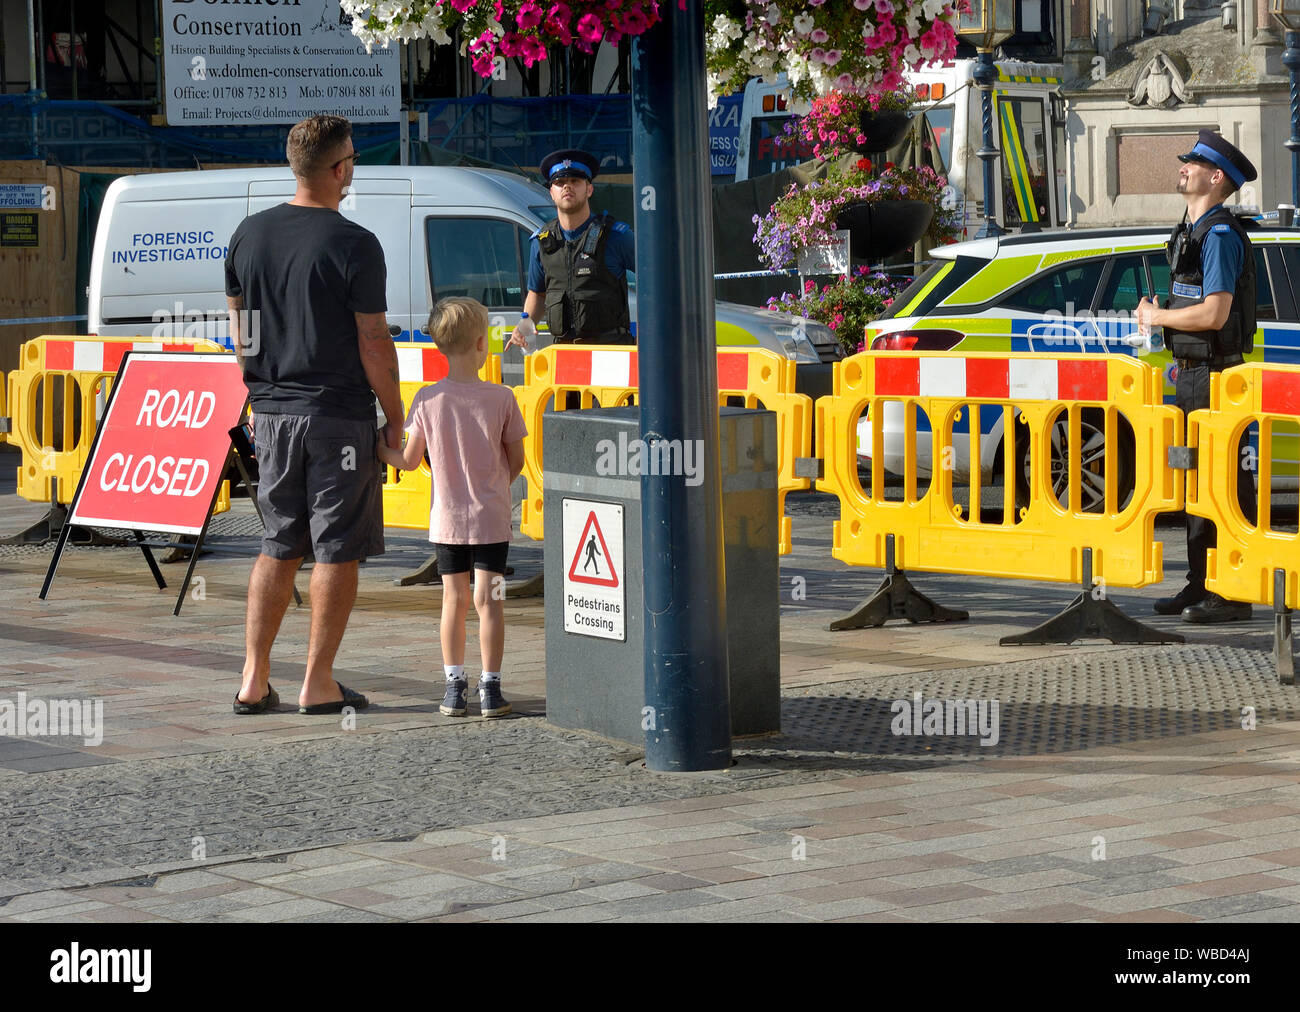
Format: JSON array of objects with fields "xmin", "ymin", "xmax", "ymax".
[{"xmin": 957, "ymin": 0, "xmax": 1017, "ymax": 238}]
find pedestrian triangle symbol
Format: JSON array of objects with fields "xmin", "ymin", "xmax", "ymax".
[{"xmin": 568, "ymin": 510, "xmax": 619, "ymax": 587}]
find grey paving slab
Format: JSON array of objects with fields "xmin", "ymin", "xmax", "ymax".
[{"xmin": 1167, "ymin": 892, "xmax": 1298, "ymax": 919}]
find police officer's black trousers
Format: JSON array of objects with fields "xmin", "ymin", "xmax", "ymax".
[{"xmin": 1175, "ymin": 362, "xmax": 1257, "ymax": 590}]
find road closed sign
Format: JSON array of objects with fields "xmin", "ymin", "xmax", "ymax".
[
  {"xmin": 563, "ymin": 498, "xmax": 624, "ymax": 641},
  {"xmin": 70, "ymin": 352, "xmax": 248, "ymax": 535}
]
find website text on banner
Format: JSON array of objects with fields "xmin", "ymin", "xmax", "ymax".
[
  {"xmin": 9, "ymin": 336, "xmax": 231, "ymax": 511},
  {"xmin": 816, "ymin": 351, "xmax": 1182, "ymax": 588},
  {"xmin": 514, "ymin": 345, "xmax": 811, "ymax": 554}
]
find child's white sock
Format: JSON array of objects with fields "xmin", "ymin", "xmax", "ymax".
[
  {"xmin": 479, "ymin": 671, "xmax": 501, "ymax": 684},
  {"xmin": 444, "ymin": 665, "xmax": 465, "ymax": 682}
]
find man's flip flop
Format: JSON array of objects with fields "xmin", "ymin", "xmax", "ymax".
[
  {"xmin": 298, "ymin": 684, "xmax": 369, "ymax": 715},
  {"xmin": 234, "ymin": 684, "xmax": 279, "ymax": 715}
]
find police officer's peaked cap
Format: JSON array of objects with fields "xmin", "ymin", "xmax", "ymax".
[
  {"xmin": 1177, "ymin": 129, "xmax": 1257, "ymax": 189},
  {"xmin": 541, "ymin": 149, "xmax": 599, "ymax": 183}
]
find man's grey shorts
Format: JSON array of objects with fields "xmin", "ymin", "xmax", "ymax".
[{"xmin": 253, "ymin": 412, "xmax": 384, "ymax": 564}]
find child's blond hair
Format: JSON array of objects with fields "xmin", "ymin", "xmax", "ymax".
[{"xmin": 427, "ymin": 296, "xmax": 489, "ymax": 355}]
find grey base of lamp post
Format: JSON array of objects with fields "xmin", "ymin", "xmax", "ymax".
[{"xmin": 1285, "ymin": 30, "xmax": 1300, "ymax": 210}]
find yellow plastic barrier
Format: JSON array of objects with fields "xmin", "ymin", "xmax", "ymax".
[
  {"xmin": 817, "ymin": 351, "xmax": 1182, "ymax": 587},
  {"xmin": 513, "ymin": 345, "xmax": 812, "ymax": 553},
  {"xmin": 381, "ymin": 348, "xmax": 503, "ymax": 530},
  {"xmin": 10, "ymin": 336, "xmax": 232, "ymax": 513},
  {"xmin": 1189, "ymin": 363, "xmax": 1300, "ymax": 607}
]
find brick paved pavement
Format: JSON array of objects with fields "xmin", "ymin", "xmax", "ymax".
[{"xmin": 0, "ymin": 446, "xmax": 1298, "ymax": 923}]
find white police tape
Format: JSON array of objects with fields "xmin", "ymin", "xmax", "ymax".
[{"xmin": 0, "ymin": 314, "xmax": 89, "ymax": 327}]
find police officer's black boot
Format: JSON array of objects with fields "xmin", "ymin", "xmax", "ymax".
[
  {"xmin": 1182, "ymin": 593, "xmax": 1252, "ymax": 624},
  {"xmin": 1153, "ymin": 583, "xmax": 1207, "ymax": 615}
]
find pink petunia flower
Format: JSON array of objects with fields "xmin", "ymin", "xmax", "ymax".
[
  {"xmin": 521, "ymin": 34, "xmax": 548, "ymax": 63},
  {"xmin": 577, "ymin": 12, "xmax": 604, "ymax": 42},
  {"xmin": 515, "ymin": 1, "xmax": 543, "ymax": 29}
]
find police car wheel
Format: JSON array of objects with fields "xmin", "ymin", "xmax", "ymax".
[{"xmin": 1014, "ymin": 409, "xmax": 1135, "ymax": 514}]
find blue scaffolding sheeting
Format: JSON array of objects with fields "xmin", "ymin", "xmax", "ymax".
[{"xmin": 0, "ymin": 93, "xmax": 633, "ymax": 170}]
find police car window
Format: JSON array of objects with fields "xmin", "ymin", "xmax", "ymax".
[
  {"xmin": 1000, "ymin": 260, "xmax": 1105, "ymax": 314},
  {"xmin": 1098, "ymin": 255, "xmax": 1146, "ymax": 312},
  {"xmin": 1255, "ymin": 246, "xmax": 1276, "ymax": 321},
  {"xmin": 1146, "ymin": 256, "xmax": 1171, "ymax": 302},
  {"xmin": 425, "ymin": 217, "xmax": 523, "ymax": 307}
]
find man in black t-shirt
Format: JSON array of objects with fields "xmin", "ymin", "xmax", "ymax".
[{"xmin": 225, "ymin": 114, "xmax": 403, "ymax": 716}]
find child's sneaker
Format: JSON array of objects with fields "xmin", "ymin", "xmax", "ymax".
[
  {"xmin": 440, "ymin": 678, "xmax": 468, "ymax": 716},
  {"xmin": 478, "ymin": 679, "xmax": 512, "ymax": 718}
]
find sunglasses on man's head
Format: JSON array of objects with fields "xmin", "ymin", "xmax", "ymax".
[{"xmin": 332, "ymin": 151, "xmax": 360, "ymax": 169}]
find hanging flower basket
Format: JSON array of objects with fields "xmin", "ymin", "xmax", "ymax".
[
  {"xmin": 752, "ymin": 159, "xmax": 959, "ymax": 272},
  {"xmin": 835, "ymin": 198, "xmax": 934, "ymax": 260},
  {"xmin": 856, "ymin": 110, "xmax": 915, "ymax": 154}
]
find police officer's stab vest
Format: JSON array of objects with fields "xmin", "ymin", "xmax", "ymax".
[
  {"xmin": 537, "ymin": 214, "xmax": 632, "ymax": 344},
  {"xmin": 1165, "ymin": 206, "xmax": 1256, "ymax": 363}
]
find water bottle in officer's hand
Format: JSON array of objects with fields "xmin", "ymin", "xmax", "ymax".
[
  {"xmin": 1122, "ymin": 326, "xmax": 1163, "ymax": 355},
  {"xmin": 514, "ymin": 312, "xmax": 537, "ymax": 352}
]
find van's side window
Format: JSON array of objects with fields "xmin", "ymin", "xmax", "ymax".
[
  {"xmin": 425, "ymin": 217, "xmax": 525, "ymax": 307},
  {"xmin": 1000, "ymin": 259, "xmax": 1105, "ymax": 314}
]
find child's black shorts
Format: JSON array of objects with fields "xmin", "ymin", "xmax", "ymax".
[{"xmin": 435, "ymin": 542, "xmax": 509, "ymax": 575}]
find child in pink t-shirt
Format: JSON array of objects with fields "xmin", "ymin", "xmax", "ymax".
[{"xmin": 378, "ymin": 297, "xmax": 527, "ymax": 718}]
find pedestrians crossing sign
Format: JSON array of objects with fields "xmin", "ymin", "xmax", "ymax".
[
  {"xmin": 562, "ymin": 498, "xmax": 624, "ymax": 640},
  {"xmin": 568, "ymin": 510, "xmax": 619, "ymax": 588}
]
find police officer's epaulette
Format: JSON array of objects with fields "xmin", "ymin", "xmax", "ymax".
[
  {"xmin": 1212, "ymin": 223, "xmax": 1232, "ymax": 233},
  {"xmin": 611, "ymin": 221, "xmax": 630, "ymax": 234}
]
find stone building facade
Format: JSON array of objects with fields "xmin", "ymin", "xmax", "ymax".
[{"xmin": 1063, "ymin": 0, "xmax": 1294, "ymax": 227}]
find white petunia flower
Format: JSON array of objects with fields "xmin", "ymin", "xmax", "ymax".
[{"xmin": 793, "ymin": 13, "xmax": 815, "ymax": 35}]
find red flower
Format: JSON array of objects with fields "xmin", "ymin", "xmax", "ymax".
[{"xmin": 856, "ymin": 158, "xmax": 872, "ymax": 172}]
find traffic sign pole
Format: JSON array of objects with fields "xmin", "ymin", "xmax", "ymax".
[{"xmin": 631, "ymin": 1, "xmax": 732, "ymax": 772}]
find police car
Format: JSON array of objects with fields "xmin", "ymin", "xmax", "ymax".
[{"xmin": 860, "ymin": 221, "xmax": 1300, "ymax": 507}]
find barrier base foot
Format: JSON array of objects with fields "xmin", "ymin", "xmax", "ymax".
[
  {"xmin": 1000, "ymin": 593, "xmax": 1183, "ymax": 646},
  {"xmin": 394, "ymin": 554, "xmax": 519, "ymax": 588},
  {"xmin": 827, "ymin": 570, "xmax": 968, "ymax": 631},
  {"xmin": 1273, "ymin": 570, "xmax": 1294, "ymax": 685},
  {"xmin": 160, "ymin": 535, "xmax": 212, "ymax": 564},
  {"xmin": 394, "ymin": 554, "xmax": 440, "ymax": 586},
  {"xmin": 0, "ymin": 505, "xmax": 126, "ymax": 547},
  {"xmin": 506, "ymin": 572, "xmax": 544, "ymax": 599}
]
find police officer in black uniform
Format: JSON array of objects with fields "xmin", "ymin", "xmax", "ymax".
[
  {"xmin": 1137, "ymin": 129, "xmax": 1258, "ymax": 624},
  {"xmin": 506, "ymin": 149, "xmax": 636, "ymax": 350}
]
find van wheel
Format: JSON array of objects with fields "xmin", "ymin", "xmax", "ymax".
[{"xmin": 1014, "ymin": 409, "xmax": 1136, "ymax": 513}]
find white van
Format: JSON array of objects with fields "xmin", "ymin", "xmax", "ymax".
[{"xmin": 88, "ymin": 166, "xmax": 842, "ymax": 372}]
